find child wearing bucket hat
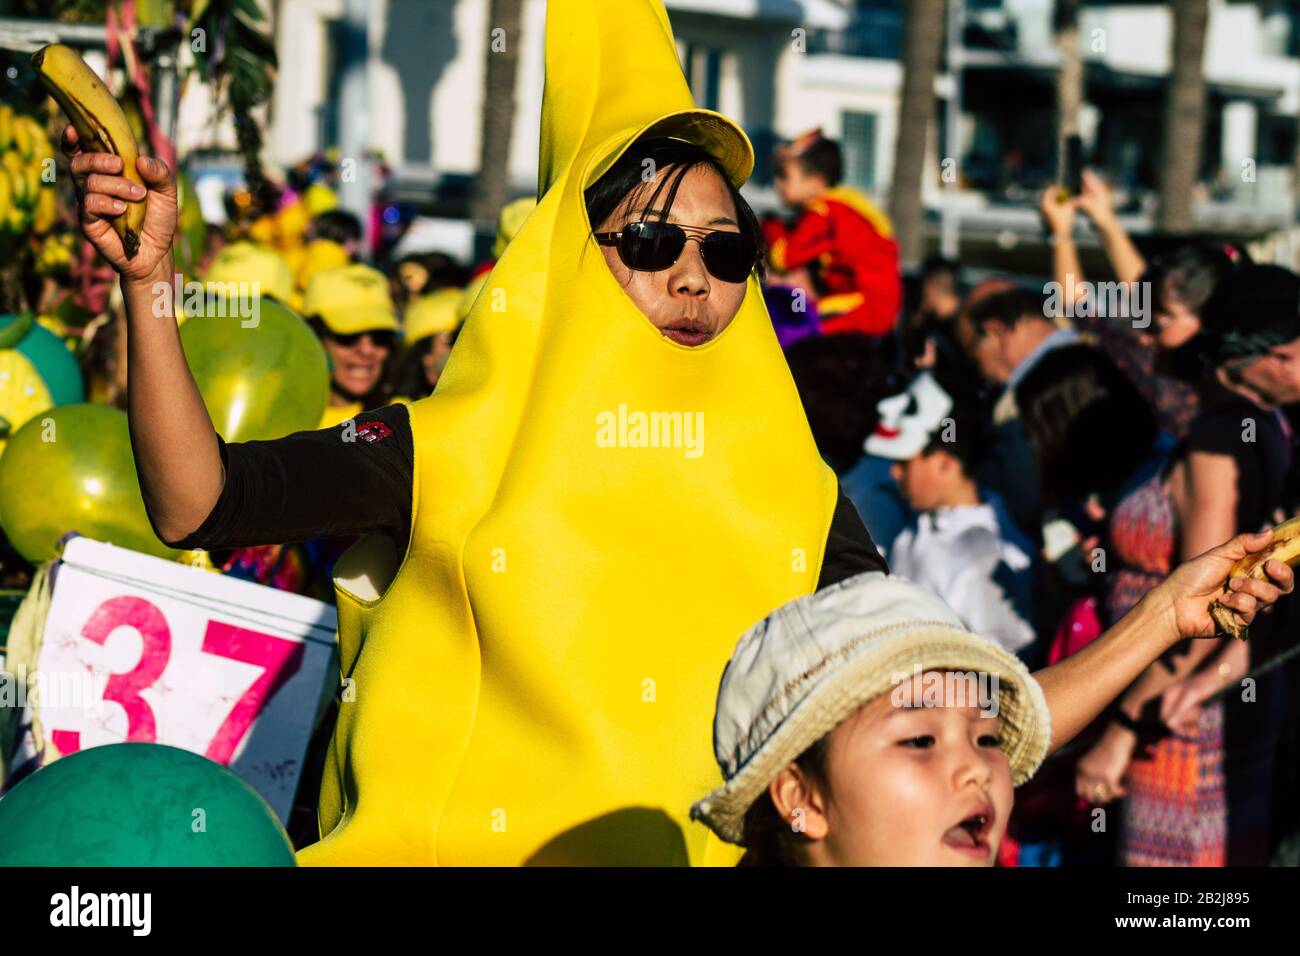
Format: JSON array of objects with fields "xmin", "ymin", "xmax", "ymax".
[{"xmin": 692, "ymin": 527, "xmax": 1295, "ymax": 866}]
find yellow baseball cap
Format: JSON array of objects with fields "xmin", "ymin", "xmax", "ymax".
[
  {"xmin": 203, "ymin": 241, "xmax": 294, "ymax": 303},
  {"xmin": 303, "ymin": 264, "xmax": 399, "ymax": 335},
  {"xmin": 304, "ymin": 182, "xmax": 339, "ymax": 217},
  {"xmin": 404, "ymin": 287, "xmax": 463, "ymax": 345},
  {"xmin": 297, "ymin": 239, "xmax": 351, "ymax": 289},
  {"xmin": 494, "ymin": 197, "xmax": 537, "ymax": 259}
]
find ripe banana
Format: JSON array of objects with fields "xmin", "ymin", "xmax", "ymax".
[
  {"xmin": 11, "ymin": 115, "xmax": 32, "ymax": 161},
  {"xmin": 0, "ymin": 167, "xmax": 11, "ymax": 226},
  {"xmin": 2, "ymin": 152, "xmax": 27, "ymax": 207},
  {"xmin": 1210, "ymin": 515, "xmax": 1300, "ymax": 639},
  {"xmin": 0, "ymin": 104, "xmax": 11, "ymax": 152},
  {"xmin": 32, "ymin": 186, "xmax": 58, "ymax": 234},
  {"xmin": 31, "ymin": 43, "xmax": 146, "ymax": 258}
]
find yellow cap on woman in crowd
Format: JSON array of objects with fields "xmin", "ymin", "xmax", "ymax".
[
  {"xmin": 203, "ymin": 241, "xmax": 295, "ymax": 303},
  {"xmin": 302, "ymin": 264, "xmax": 399, "ymax": 335}
]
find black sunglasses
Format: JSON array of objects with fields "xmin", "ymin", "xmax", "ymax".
[
  {"xmin": 594, "ymin": 220, "xmax": 757, "ymax": 283},
  {"xmin": 323, "ymin": 328, "xmax": 397, "ymax": 349}
]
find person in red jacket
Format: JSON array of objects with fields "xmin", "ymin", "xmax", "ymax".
[{"xmin": 766, "ymin": 128, "xmax": 902, "ymax": 337}]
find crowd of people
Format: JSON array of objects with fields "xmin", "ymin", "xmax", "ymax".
[
  {"xmin": 780, "ymin": 145, "xmax": 1300, "ymax": 867},
  {"xmin": 4, "ymin": 0, "xmax": 1300, "ymax": 869}
]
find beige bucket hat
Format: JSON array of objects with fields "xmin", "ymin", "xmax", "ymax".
[{"xmin": 691, "ymin": 571, "xmax": 1052, "ymax": 845}]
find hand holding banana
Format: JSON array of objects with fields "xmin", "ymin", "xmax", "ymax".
[
  {"xmin": 32, "ymin": 44, "xmax": 177, "ymax": 281},
  {"xmin": 1209, "ymin": 516, "xmax": 1300, "ymax": 638},
  {"xmin": 1153, "ymin": 528, "xmax": 1296, "ymax": 643}
]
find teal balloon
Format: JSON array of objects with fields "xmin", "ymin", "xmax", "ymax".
[
  {"xmin": 0, "ymin": 744, "xmax": 296, "ymax": 866},
  {"xmin": 0, "ymin": 313, "xmax": 83, "ymax": 407},
  {"xmin": 0, "ymin": 403, "xmax": 175, "ymax": 563},
  {"xmin": 180, "ymin": 297, "xmax": 329, "ymax": 442},
  {"xmin": 14, "ymin": 321, "xmax": 83, "ymax": 405}
]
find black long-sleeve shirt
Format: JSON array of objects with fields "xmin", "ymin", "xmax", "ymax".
[{"xmin": 173, "ymin": 402, "xmax": 887, "ymax": 590}]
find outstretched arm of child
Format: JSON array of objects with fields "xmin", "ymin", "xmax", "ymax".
[{"xmin": 1031, "ymin": 530, "xmax": 1292, "ymax": 755}]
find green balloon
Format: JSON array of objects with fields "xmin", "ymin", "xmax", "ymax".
[
  {"xmin": 0, "ymin": 403, "xmax": 175, "ymax": 563},
  {"xmin": 176, "ymin": 170, "xmax": 209, "ymax": 278},
  {"xmin": 181, "ymin": 297, "xmax": 329, "ymax": 442},
  {"xmin": 0, "ymin": 744, "xmax": 296, "ymax": 866},
  {"xmin": 13, "ymin": 319, "xmax": 84, "ymax": 406}
]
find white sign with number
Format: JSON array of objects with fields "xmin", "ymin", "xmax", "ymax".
[{"xmin": 22, "ymin": 537, "xmax": 337, "ymax": 823}]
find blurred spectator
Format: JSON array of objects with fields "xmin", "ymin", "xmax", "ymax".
[
  {"xmin": 309, "ymin": 209, "xmax": 364, "ymax": 259},
  {"xmin": 867, "ymin": 372, "xmax": 1036, "ymax": 656},
  {"xmin": 392, "ymin": 252, "xmax": 471, "ymax": 310},
  {"xmin": 297, "ymin": 239, "xmax": 352, "ymax": 302},
  {"xmin": 1016, "ymin": 345, "xmax": 1164, "ymax": 517},
  {"xmin": 958, "ymin": 284, "xmax": 1073, "ymax": 541},
  {"xmin": 1073, "ymin": 266, "xmax": 1296, "ymax": 866},
  {"xmin": 203, "ymin": 241, "xmax": 295, "ymax": 306},
  {"xmin": 1142, "ymin": 241, "xmax": 1244, "ymax": 351},
  {"xmin": 302, "ymin": 264, "xmax": 399, "ymax": 428},
  {"xmin": 1042, "ymin": 177, "xmax": 1237, "ymax": 438},
  {"xmin": 394, "ymin": 287, "xmax": 464, "ymax": 402},
  {"xmin": 901, "ymin": 255, "xmax": 960, "ymax": 362},
  {"xmin": 766, "ymin": 128, "xmax": 901, "ymax": 337}
]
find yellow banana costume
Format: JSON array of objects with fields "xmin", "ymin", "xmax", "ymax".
[{"xmin": 304, "ymin": 0, "xmax": 837, "ymax": 866}]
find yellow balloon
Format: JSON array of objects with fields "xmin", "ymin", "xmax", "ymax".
[
  {"xmin": 0, "ymin": 349, "xmax": 54, "ymax": 458},
  {"xmin": 0, "ymin": 404, "xmax": 177, "ymax": 563}
]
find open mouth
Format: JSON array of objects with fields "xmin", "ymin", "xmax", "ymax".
[
  {"xmin": 661, "ymin": 321, "xmax": 713, "ymax": 347},
  {"xmin": 942, "ymin": 804, "xmax": 994, "ymax": 858}
]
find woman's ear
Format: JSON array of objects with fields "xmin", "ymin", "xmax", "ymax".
[{"xmin": 769, "ymin": 763, "xmax": 830, "ymax": 841}]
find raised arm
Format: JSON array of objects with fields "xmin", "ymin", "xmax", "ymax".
[
  {"xmin": 63, "ymin": 126, "xmax": 224, "ymax": 545},
  {"xmin": 1075, "ymin": 169, "xmax": 1146, "ymax": 286},
  {"xmin": 1032, "ymin": 528, "xmax": 1291, "ymax": 755},
  {"xmin": 1039, "ymin": 186, "xmax": 1085, "ymax": 315}
]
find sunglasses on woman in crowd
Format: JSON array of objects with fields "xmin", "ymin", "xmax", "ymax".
[
  {"xmin": 327, "ymin": 329, "xmax": 398, "ymax": 349},
  {"xmin": 594, "ymin": 220, "xmax": 758, "ymax": 283}
]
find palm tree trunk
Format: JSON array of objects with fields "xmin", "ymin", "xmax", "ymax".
[
  {"xmin": 890, "ymin": 0, "xmax": 947, "ymax": 267},
  {"xmin": 471, "ymin": 0, "xmax": 524, "ymax": 230},
  {"xmin": 1157, "ymin": 0, "xmax": 1210, "ymax": 233}
]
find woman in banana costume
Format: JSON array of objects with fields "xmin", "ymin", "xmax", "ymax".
[{"xmin": 64, "ymin": 0, "xmax": 884, "ymax": 865}]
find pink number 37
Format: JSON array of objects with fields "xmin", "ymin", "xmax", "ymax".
[{"xmin": 50, "ymin": 595, "xmax": 305, "ymax": 764}]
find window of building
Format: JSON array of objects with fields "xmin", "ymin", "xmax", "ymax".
[
  {"xmin": 682, "ymin": 42, "xmax": 722, "ymax": 112},
  {"xmin": 842, "ymin": 111, "xmax": 878, "ymax": 190}
]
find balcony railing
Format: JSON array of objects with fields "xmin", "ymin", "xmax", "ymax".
[{"xmin": 805, "ymin": 9, "xmax": 902, "ymax": 60}]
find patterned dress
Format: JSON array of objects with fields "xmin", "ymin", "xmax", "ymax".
[{"xmin": 1105, "ymin": 471, "xmax": 1226, "ymax": 867}]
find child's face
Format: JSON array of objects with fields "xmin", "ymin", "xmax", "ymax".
[
  {"xmin": 889, "ymin": 450, "xmax": 952, "ymax": 512},
  {"xmin": 774, "ymin": 158, "xmax": 825, "ymax": 207},
  {"xmin": 789, "ymin": 673, "xmax": 1014, "ymax": 866}
]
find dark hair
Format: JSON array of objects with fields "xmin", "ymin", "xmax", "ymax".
[
  {"xmin": 785, "ymin": 334, "xmax": 905, "ymax": 473},
  {"xmin": 311, "ymin": 209, "xmax": 364, "ymax": 246},
  {"xmin": 967, "ymin": 286, "xmax": 1050, "ymax": 334},
  {"xmin": 583, "ymin": 136, "xmax": 765, "ymax": 282},
  {"xmin": 918, "ymin": 376, "xmax": 989, "ymax": 477},
  {"xmin": 794, "ymin": 137, "xmax": 842, "ymax": 187},
  {"xmin": 1142, "ymin": 241, "xmax": 1245, "ymax": 329},
  {"xmin": 392, "ymin": 324, "xmax": 463, "ymax": 401},
  {"xmin": 737, "ymin": 735, "xmax": 832, "ymax": 867},
  {"xmin": 920, "ymin": 254, "xmax": 959, "ymax": 285},
  {"xmin": 1174, "ymin": 262, "xmax": 1300, "ymax": 382},
  {"xmin": 1016, "ymin": 344, "xmax": 1158, "ymax": 506},
  {"xmin": 393, "ymin": 336, "xmax": 436, "ymax": 402},
  {"xmin": 394, "ymin": 252, "xmax": 470, "ymax": 295}
]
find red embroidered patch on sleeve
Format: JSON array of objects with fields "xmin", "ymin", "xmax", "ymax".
[{"xmin": 355, "ymin": 421, "xmax": 393, "ymax": 444}]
